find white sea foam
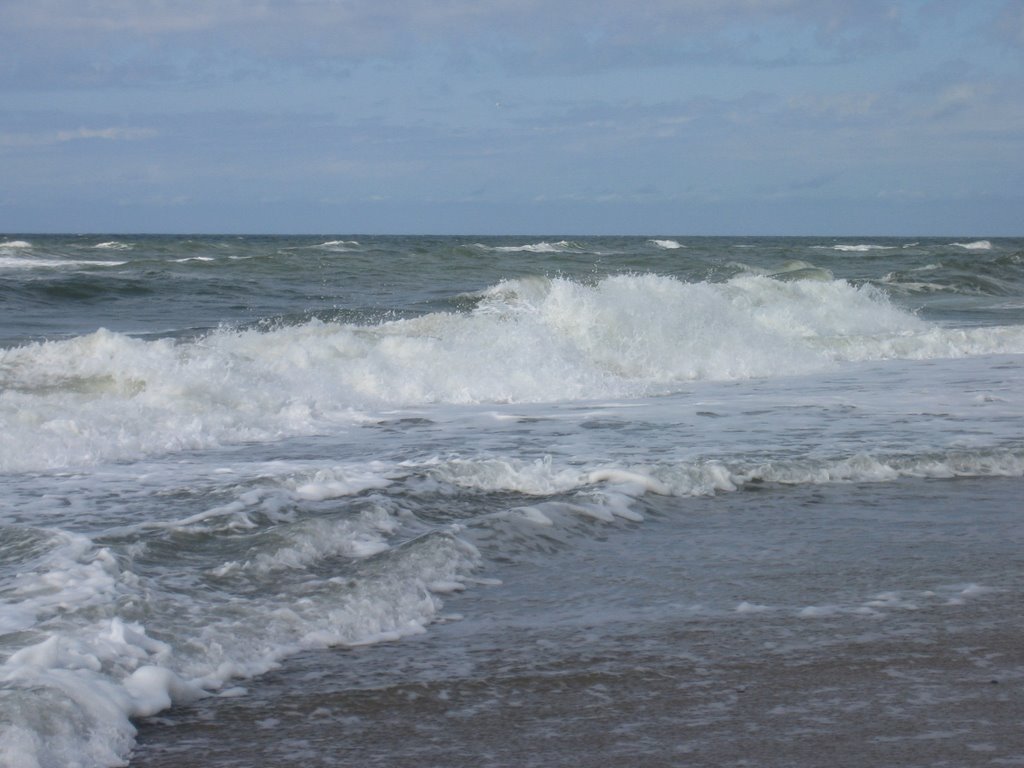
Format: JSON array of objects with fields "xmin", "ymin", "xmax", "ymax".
[
  {"xmin": 424, "ymin": 456, "xmax": 585, "ymax": 495},
  {"xmin": 822, "ymin": 244, "xmax": 895, "ymax": 252},
  {"xmin": 649, "ymin": 239, "xmax": 684, "ymax": 249},
  {"xmin": 657, "ymin": 451, "xmax": 1024, "ymax": 495},
  {"xmin": 313, "ymin": 240, "xmax": 360, "ymax": 252},
  {"xmin": 411, "ymin": 450, "xmax": 1024, "ymax": 509},
  {"xmin": 217, "ymin": 516, "xmax": 393, "ymax": 576},
  {"xmin": 2, "ymin": 440, "xmax": 1020, "ymax": 767},
  {"xmin": 488, "ymin": 240, "xmax": 578, "ymax": 253},
  {"xmin": 517, "ymin": 507, "xmax": 555, "ymax": 526},
  {"xmin": 0, "ymin": 535, "xmax": 160, "ymax": 766},
  {"xmin": 797, "ymin": 581, "xmax": 997, "ymax": 620},
  {"xmin": 0, "ymin": 239, "xmax": 32, "ymax": 249},
  {"xmin": 0, "ymin": 256, "xmax": 126, "ymax": 270},
  {"xmin": 293, "ymin": 470, "xmax": 392, "ymax": 500},
  {"xmin": 93, "ymin": 241, "xmax": 131, "ymax": 250},
  {"xmin": 0, "ymin": 519, "xmax": 479, "ymax": 768},
  {"xmin": 952, "ymin": 240, "xmax": 992, "ymax": 250},
  {"xmin": 1, "ymin": 274, "xmax": 1022, "ymax": 473}
]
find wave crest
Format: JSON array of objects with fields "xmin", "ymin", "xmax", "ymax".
[
  {"xmin": 649, "ymin": 239, "xmax": 684, "ymax": 249},
  {"xmin": 952, "ymin": 240, "xmax": 992, "ymax": 250},
  {"xmin": 482, "ymin": 240, "xmax": 583, "ymax": 253},
  {"xmin": 2, "ymin": 273, "xmax": 1022, "ymax": 471}
]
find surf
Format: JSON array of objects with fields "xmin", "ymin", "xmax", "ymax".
[{"xmin": 3, "ymin": 272, "xmax": 1024, "ymax": 472}]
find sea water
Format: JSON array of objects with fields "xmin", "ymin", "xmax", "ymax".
[{"xmin": 1, "ymin": 236, "xmax": 1022, "ymax": 766}]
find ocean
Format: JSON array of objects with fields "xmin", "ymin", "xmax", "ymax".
[{"xmin": 1, "ymin": 235, "xmax": 1022, "ymax": 767}]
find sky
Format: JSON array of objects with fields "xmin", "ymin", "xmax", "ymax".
[{"xmin": 1, "ymin": 0, "xmax": 1022, "ymax": 235}]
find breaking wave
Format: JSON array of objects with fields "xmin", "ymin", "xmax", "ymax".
[{"xmin": 2, "ymin": 272, "xmax": 1023, "ymax": 472}]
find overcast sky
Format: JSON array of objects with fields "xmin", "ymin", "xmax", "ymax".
[{"xmin": 1, "ymin": 0, "xmax": 1022, "ymax": 235}]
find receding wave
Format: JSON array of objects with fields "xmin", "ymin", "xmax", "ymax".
[
  {"xmin": 2, "ymin": 437, "xmax": 1020, "ymax": 767},
  {"xmin": 425, "ymin": 449, "xmax": 1024, "ymax": 500},
  {"xmin": 2, "ymin": 273, "xmax": 1023, "ymax": 472},
  {"xmin": 0, "ymin": 517, "xmax": 478, "ymax": 768}
]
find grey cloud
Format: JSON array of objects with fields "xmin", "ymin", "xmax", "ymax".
[
  {"xmin": 23, "ymin": 126, "xmax": 157, "ymax": 145},
  {"xmin": 0, "ymin": 0, "xmax": 938, "ymax": 89}
]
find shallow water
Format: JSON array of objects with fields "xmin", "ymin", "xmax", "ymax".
[{"xmin": 132, "ymin": 477, "xmax": 1024, "ymax": 767}]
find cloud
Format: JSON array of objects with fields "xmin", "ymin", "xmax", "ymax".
[
  {"xmin": 55, "ymin": 127, "xmax": 159, "ymax": 142},
  {"xmin": 0, "ymin": 126, "xmax": 157, "ymax": 148},
  {"xmin": 3, "ymin": 1, "xmax": 260, "ymax": 34},
  {"xmin": 991, "ymin": 0, "xmax": 1024, "ymax": 50},
  {"xmin": 0, "ymin": 0, "xmax": 927, "ymax": 89},
  {"xmin": 928, "ymin": 81, "xmax": 996, "ymax": 119},
  {"xmin": 786, "ymin": 92, "xmax": 881, "ymax": 121},
  {"xmin": 1, "ymin": 1, "xmax": 1019, "ymax": 235}
]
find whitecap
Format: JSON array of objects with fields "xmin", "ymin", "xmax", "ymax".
[
  {"xmin": 649, "ymin": 239, "xmax": 684, "ymax": 249},
  {"xmin": 0, "ymin": 256, "xmax": 127, "ymax": 270},
  {"xmin": 316, "ymin": 240, "xmax": 360, "ymax": 250},
  {"xmin": 826, "ymin": 244, "xmax": 894, "ymax": 252},
  {"xmin": 952, "ymin": 240, "xmax": 992, "ymax": 250},
  {"xmin": 0, "ymin": 239, "xmax": 32, "ymax": 249},
  {"xmin": 490, "ymin": 241, "xmax": 578, "ymax": 253}
]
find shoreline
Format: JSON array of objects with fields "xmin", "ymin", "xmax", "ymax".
[{"xmin": 133, "ymin": 477, "xmax": 1024, "ymax": 767}]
